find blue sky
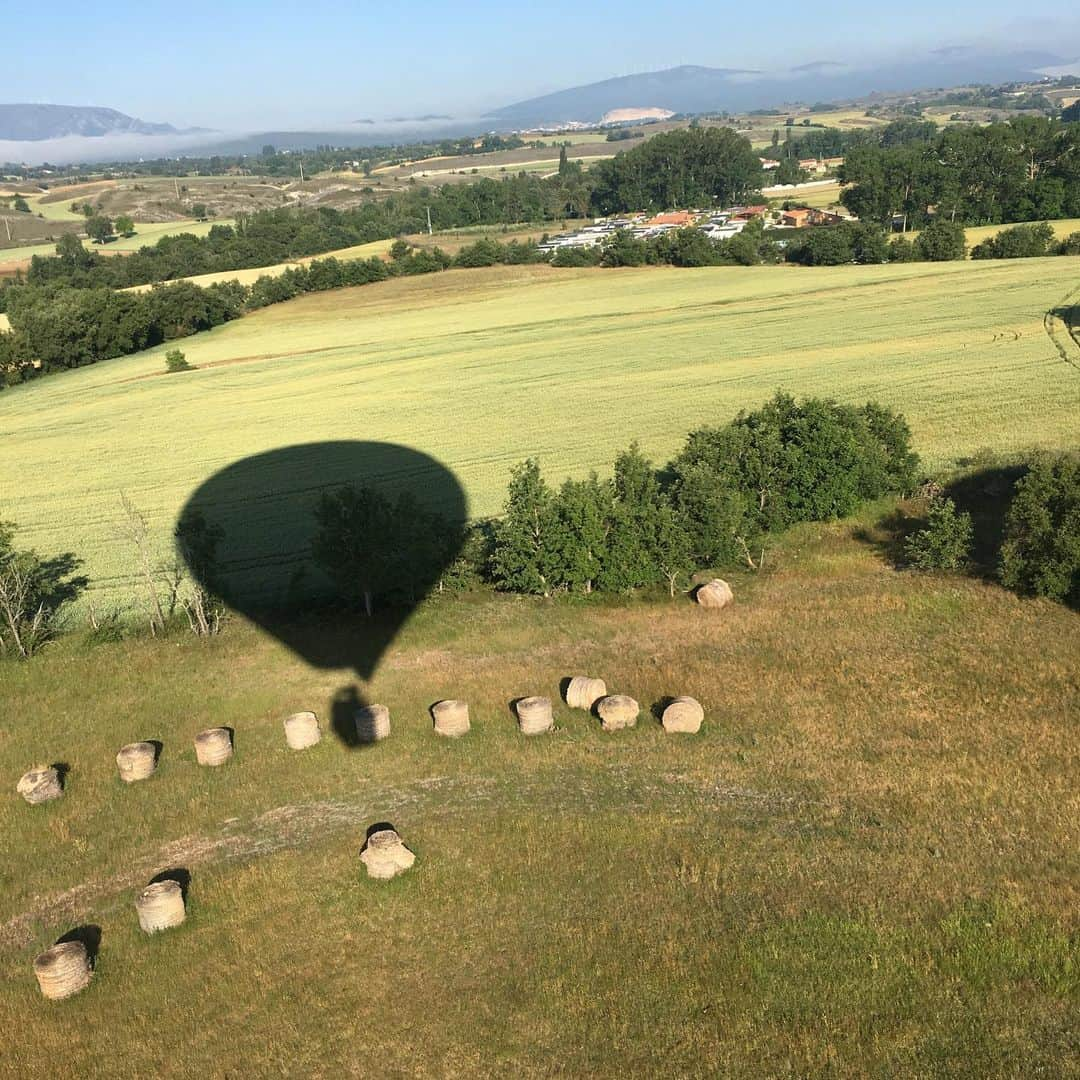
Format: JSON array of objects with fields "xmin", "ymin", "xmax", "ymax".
[{"xmin": 3, "ymin": 1, "xmax": 1078, "ymax": 129}]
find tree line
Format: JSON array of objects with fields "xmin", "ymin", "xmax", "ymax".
[{"xmin": 839, "ymin": 117, "xmax": 1080, "ymax": 228}]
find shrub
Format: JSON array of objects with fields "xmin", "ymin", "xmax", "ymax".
[
  {"xmin": 971, "ymin": 222, "xmax": 1054, "ymax": 260},
  {"xmin": 904, "ymin": 497, "xmax": 974, "ymax": 570},
  {"xmin": 0, "ymin": 522, "xmax": 85, "ymax": 659},
  {"xmin": 600, "ymin": 229, "xmax": 649, "ymax": 267},
  {"xmin": 1057, "ymin": 232, "xmax": 1080, "ymax": 255},
  {"xmin": 550, "ymin": 245, "xmax": 602, "ymax": 267},
  {"xmin": 915, "ymin": 220, "xmax": 967, "ymax": 261},
  {"xmin": 887, "ymin": 236, "xmax": 919, "ymax": 262},
  {"xmin": 165, "ymin": 348, "xmax": 192, "ymax": 373},
  {"xmin": 999, "ymin": 455, "xmax": 1080, "ymax": 606}
]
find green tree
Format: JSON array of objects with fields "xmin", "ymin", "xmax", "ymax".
[
  {"xmin": 114, "ymin": 214, "xmax": 136, "ymax": 237},
  {"xmin": 915, "ymin": 220, "xmax": 967, "ymax": 261},
  {"xmin": 165, "ymin": 348, "xmax": 191, "ymax": 373},
  {"xmin": 13, "ymin": 195, "xmax": 29, "ymax": 212},
  {"xmin": 0, "ymin": 521, "xmax": 85, "ymax": 659},
  {"xmin": 85, "ymin": 215, "xmax": 114, "ymax": 244},
  {"xmin": 491, "ymin": 459, "xmax": 556, "ymax": 595},
  {"xmin": 971, "ymin": 222, "xmax": 1054, "ymax": 259},
  {"xmin": 590, "ymin": 127, "xmax": 763, "ymax": 214},
  {"xmin": 600, "ymin": 229, "xmax": 648, "ymax": 267},
  {"xmin": 548, "ymin": 474, "xmax": 612, "ymax": 593},
  {"xmin": 775, "ymin": 157, "xmax": 807, "ymax": 186},
  {"xmin": 598, "ymin": 444, "xmax": 664, "ymax": 592},
  {"xmin": 999, "ymin": 455, "xmax": 1080, "ymax": 606},
  {"xmin": 904, "ymin": 497, "xmax": 973, "ymax": 570}
]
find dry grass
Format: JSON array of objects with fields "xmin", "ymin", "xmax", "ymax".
[{"xmin": 0, "ymin": 514, "xmax": 1076, "ymax": 1075}]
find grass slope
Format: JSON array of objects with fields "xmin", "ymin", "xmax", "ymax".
[
  {"xmin": 1, "ymin": 259, "xmax": 1078, "ymax": 610},
  {"xmin": 0, "ymin": 515, "xmax": 1076, "ymax": 1075}
]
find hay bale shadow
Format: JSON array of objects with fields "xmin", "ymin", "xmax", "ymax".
[
  {"xmin": 364, "ymin": 821, "xmax": 397, "ymax": 846},
  {"xmin": 51, "ymin": 762, "xmax": 71, "ymax": 790},
  {"xmin": 56, "ymin": 925, "xmax": 101, "ymax": 968},
  {"xmin": 149, "ymin": 868, "xmax": 191, "ymax": 904},
  {"xmin": 650, "ymin": 697, "xmax": 677, "ymax": 724}
]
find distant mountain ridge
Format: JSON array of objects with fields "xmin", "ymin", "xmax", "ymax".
[
  {"xmin": 0, "ymin": 103, "xmax": 202, "ymax": 141},
  {"xmin": 488, "ymin": 53, "xmax": 1068, "ymax": 127}
]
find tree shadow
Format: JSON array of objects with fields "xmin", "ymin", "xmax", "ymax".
[
  {"xmin": 37, "ymin": 552, "xmax": 88, "ymax": 609},
  {"xmin": 179, "ymin": 442, "xmax": 467, "ymax": 749},
  {"xmin": 857, "ymin": 465, "xmax": 1027, "ymax": 578},
  {"xmin": 149, "ymin": 867, "xmax": 191, "ymax": 903},
  {"xmin": 944, "ymin": 464, "xmax": 1027, "ymax": 578},
  {"xmin": 56, "ymin": 925, "xmax": 102, "ymax": 968}
]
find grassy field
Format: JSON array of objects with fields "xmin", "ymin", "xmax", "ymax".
[
  {"xmin": 0, "ymin": 509, "xmax": 1076, "ymax": 1076},
  {"xmin": 961, "ymin": 218, "xmax": 1080, "ymax": 246},
  {"xmin": 0, "ymin": 219, "xmax": 232, "ymax": 272},
  {"xmin": 1, "ymin": 257, "xmax": 1077, "ymax": 612},
  {"xmin": 122, "ymin": 238, "xmax": 394, "ymax": 293}
]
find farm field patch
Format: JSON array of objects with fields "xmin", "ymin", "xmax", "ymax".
[{"xmin": 0, "ymin": 258, "xmax": 1077, "ymax": 610}]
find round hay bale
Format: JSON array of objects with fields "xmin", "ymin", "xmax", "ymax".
[
  {"xmin": 33, "ymin": 940, "xmax": 91, "ymax": 1000},
  {"xmin": 431, "ymin": 699, "xmax": 469, "ymax": 738},
  {"xmin": 565, "ymin": 676, "xmax": 607, "ymax": 711},
  {"xmin": 515, "ymin": 696, "xmax": 553, "ymax": 736},
  {"xmin": 194, "ymin": 727, "xmax": 232, "ymax": 766},
  {"xmin": 355, "ymin": 704, "xmax": 390, "ymax": 743},
  {"xmin": 360, "ymin": 828, "xmax": 416, "ymax": 880},
  {"xmin": 116, "ymin": 742, "xmax": 157, "ymax": 783},
  {"xmin": 17, "ymin": 766, "xmax": 63, "ymax": 805},
  {"xmin": 695, "ymin": 578, "xmax": 734, "ymax": 610},
  {"xmin": 596, "ymin": 694, "xmax": 639, "ymax": 732},
  {"xmin": 283, "ymin": 711, "xmax": 321, "ymax": 750},
  {"xmin": 136, "ymin": 880, "xmax": 186, "ymax": 933},
  {"xmin": 661, "ymin": 696, "xmax": 704, "ymax": 734}
]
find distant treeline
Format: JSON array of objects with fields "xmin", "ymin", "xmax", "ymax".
[
  {"xmin": 0, "ymin": 238, "xmax": 545, "ymax": 381},
  {"xmin": 7, "ymin": 120, "xmax": 1077, "ymax": 303},
  {"xmin": 5, "ymin": 215, "xmax": 1079, "ymax": 384},
  {"xmin": 840, "ymin": 117, "xmax": 1080, "ymax": 228},
  {"xmin": 552, "ymin": 218, "xmax": 1079, "ymax": 268}
]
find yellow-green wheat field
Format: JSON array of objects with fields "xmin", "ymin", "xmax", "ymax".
[{"xmin": 1, "ymin": 258, "xmax": 1078, "ymax": 608}]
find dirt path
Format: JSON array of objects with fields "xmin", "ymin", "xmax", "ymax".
[{"xmin": 0, "ymin": 769, "xmax": 803, "ymax": 952}]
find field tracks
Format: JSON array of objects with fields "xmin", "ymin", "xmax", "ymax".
[
  {"xmin": 1043, "ymin": 282, "xmax": 1080, "ymax": 371},
  {"xmin": 0, "ymin": 768, "xmax": 806, "ymax": 952}
]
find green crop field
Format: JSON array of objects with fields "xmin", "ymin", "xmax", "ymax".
[{"xmin": 0, "ymin": 258, "xmax": 1077, "ymax": 613}]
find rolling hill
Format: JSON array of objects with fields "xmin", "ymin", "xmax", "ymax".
[
  {"xmin": 0, "ymin": 103, "xmax": 200, "ymax": 141},
  {"xmin": 488, "ymin": 51, "xmax": 1069, "ymax": 127}
]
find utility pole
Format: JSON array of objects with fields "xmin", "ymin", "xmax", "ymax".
[
  {"xmin": 426, "ymin": 205, "xmax": 432, "ymax": 235},
  {"xmin": 299, "ymin": 158, "xmax": 305, "ymax": 183},
  {"xmin": 174, "ymin": 177, "xmax": 180, "ymax": 200},
  {"xmin": 3, "ymin": 217, "xmax": 10, "ymax": 242}
]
